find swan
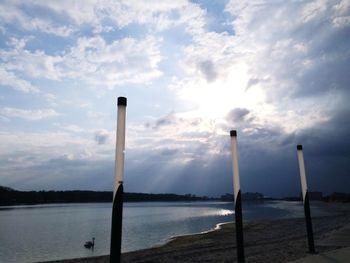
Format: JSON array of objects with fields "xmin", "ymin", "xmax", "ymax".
[{"xmin": 84, "ymin": 237, "xmax": 95, "ymax": 249}]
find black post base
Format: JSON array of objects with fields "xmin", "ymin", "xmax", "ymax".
[
  {"xmin": 304, "ymin": 192, "xmax": 316, "ymax": 254},
  {"xmin": 110, "ymin": 184, "xmax": 123, "ymax": 263},
  {"xmin": 235, "ymin": 190, "xmax": 245, "ymax": 263}
]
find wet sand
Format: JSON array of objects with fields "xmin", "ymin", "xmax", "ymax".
[{"xmin": 42, "ymin": 203, "xmax": 350, "ymax": 263}]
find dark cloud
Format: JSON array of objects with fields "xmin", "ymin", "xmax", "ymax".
[
  {"xmin": 297, "ymin": 108, "xmax": 350, "ymax": 158},
  {"xmin": 246, "ymin": 77, "xmax": 270, "ymax": 90},
  {"xmin": 294, "ymin": 56, "xmax": 350, "ymax": 98},
  {"xmin": 226, "ymin": 108, "xmax": 250, "ymax": 123},
  {"xmin": 146, "ymin": 113, "xmax": 177, "ymax": 129},
  {"xmin": 190, "ymin": 118, "xmax": 203, "ymax": 126},
  {"xmin": 239, "ymin": 1, "xmax": 350, "ymax": 104},
  {"xmin": 292, "ymin": 112, "xmax": 350, "ymax": 193},
  {"xmin": 6, "ymin": 106, "xmax": 349, "ymax": 197},
  {"xmin": 197, "ymin": 60, "xmax": 218, "ymax": 82},
  {"xmin": 246, "ymin": 127, "xmax": 283, "ymax": 142},
  {"xmin": 160, "ymin": 107, "xmax": 349, "ymax": 197},
  {"xmin": 156, "ymin": 117, "xmax": 173, "ymax": 127},
  {"xmin": 246, "ymin": 77, "xmax": 260, "ymax": 89},
  {"xmin": 278, "ymin": 132, "xmax": 296, "ymax": 147},
  {"xmin": 160, "ymin": 148, "xmax": 178, "ymax": 156},
  {"xmin": 94, "ymin": 130, "xmax": 109, "ymax": 145},
  {"xmin": 227, "ymin": 114, "xmax": 350, "ymax": 197}
]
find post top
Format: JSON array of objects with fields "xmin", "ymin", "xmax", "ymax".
[
  {"xmin": 230, "ymin": 130, "xmax": 237, "ymax": 137},
  {"xmin": 117, "ymin": 97, "xmax": 127, "ymax": 106},
  {"xmin": 297, "ymin": 144, "xmax": 303, "ymax": 150}
]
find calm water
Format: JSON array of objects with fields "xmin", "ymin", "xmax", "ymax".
[{"xmin": 0, "ymin": 200, "xmax": 329, "ymax": 263}]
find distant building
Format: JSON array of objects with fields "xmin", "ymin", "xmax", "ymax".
[
  {"xmin": 220, "ymin": 192, "xmax": 264, "ymax": 201},
  {"xmin": 327, "ymin": 192, "xmax": 350, "ymax": 202},
  {"xmin": 308, "ymin": 191, "xmax": 323, "ymax": 201},
  {"xmin": 242, "ymin": 192, "xmax": 264, "ymax": 200},
  {"xmin": 220, "ymin": 193, "xmax": 233, "ymax": 201}
]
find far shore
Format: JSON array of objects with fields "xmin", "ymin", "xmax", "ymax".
[{"xmin": 40, "ymin": 203, "xmax": 350, "ymax": 263}]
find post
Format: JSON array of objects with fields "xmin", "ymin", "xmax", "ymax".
[
  {"xmin": 110, "ymin": 97, "xmax": 127, "ymax": 263},
  {"xmin": 297, "ymin": 145, "xmax": 316, "ymax": 254},
  {"xmin": 230, "ymin": 130, "xmax": 245, "ymax": 263}
]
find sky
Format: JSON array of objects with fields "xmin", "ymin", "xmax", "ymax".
[{"xmin": 0, "ymin": 0, "xmax": 349, "ymax": 198}]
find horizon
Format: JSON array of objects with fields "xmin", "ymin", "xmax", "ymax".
[
  {"xmin": 0, "ymin": 1, "xmax": 349, "ymax": 198},
  {"xmin": 2, "ymin": 184, "xmax": 347, "ymax": 200}
]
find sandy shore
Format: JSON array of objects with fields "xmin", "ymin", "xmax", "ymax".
[{"xmin": 41, "ymin": 203, "xmax": 350, "ymax": 263}]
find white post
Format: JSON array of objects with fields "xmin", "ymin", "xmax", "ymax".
[
  {"xmin": 231, "ymin": 130, "xmax": 241, "ymax": 205},
  {"xmin": 297, "ymin": 145, "xmax": 307, "ymax": 203},
  {"xmin": 114, "ymin": 97, "xmax": 127, "ymax": 197},
  {"xmin": 230, "ymin": 130, "xmax": 245, "ymax": 263},
  {"xmin": 297, "ymin": 144, "xmax": 315, "ymax": 253},
  {"xmin": 110, "ymin": 97, "xmax": 127, "ymax": 263}
]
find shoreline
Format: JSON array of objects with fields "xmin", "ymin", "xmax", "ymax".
[
  {"xmin": 166, "ymin": 220, "xmax": 233, "ymax": 242},
  {"xmin": 40, "ymin": 206, "xmax": 350, "ymax": 263}
]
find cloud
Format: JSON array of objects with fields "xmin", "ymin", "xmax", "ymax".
[
  {"xmin": 0, "ymin": 68, "xmax": 39, "ymax": 93},
  {"xmin": 94, "ymin": 129, "xmax": 110, "ymax": 145},
  {"xmin": 181, "ymin": 31, "xmax": 238, "ymax": 82},
  {"xmin": 297, "ymin": 108, "xmax": 350, "ymax": 158},
  {"xmin": 246, "ymin": 76, "xmax": 270, "ymax": 90},
  {"xmin": 0, "ymin": 130, "xmax": 114, "ymax": 174},
  {"xmin": 60, "ymin": 35, "xmax": 163, "ymax": 87},
  {"xmin": 153, "ymin": 113, "xmax": 177, "ymax": 129},
  {"xmin": 1, "ymin": 157, "xmax": 114, "ymax": 191},
  {"xmin": 160, "ymin": 148, "xmax": 179, "ymax": 156},
  {"xmin": 0, "ymin": 0, "xmax": 205, "ymax": 36},
  {"xmin": 0, "ymin": 35, "xmax": 163, "ymax": 89},
  {"xmin": 0, "ymin": 1, "xmax": 208, "ymax": 92},
  {"xmin": 0, "ymin": 1, "xmax": 75, "ymax": 36},
  {"xmin": 225, "ymin": 0, "xmax": 350, "ymax": 102},
  {"xmin": 0, "ymin": 107, "xmax": 59, "ymax": 120},
  {"xmin": 0, "ymin": 37, "xmax": 62, "ymax": 81},
  {"xmin": 226, "ymin": 108, "xmax": 250, "ymax": 123},
  {"xmin": 197, "ymin": 60, "xmax": 218, "ymax": 82},
  {"xmin": 60, "ymin": 124, "xmax": 85, "ymax": 133}
]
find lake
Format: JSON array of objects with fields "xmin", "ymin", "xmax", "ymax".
[{"xmin": 0, "ymin": 200, "xmax": 328, "ymax": 263}]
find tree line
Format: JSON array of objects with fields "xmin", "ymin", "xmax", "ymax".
[{"xmin": 0, "ymin": 186, "xmax": 212, "ymax": 206}]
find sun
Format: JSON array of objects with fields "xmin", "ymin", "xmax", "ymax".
[{"xmin": 178, "ymin": 63, "xmax": 265, "ymax": 120}]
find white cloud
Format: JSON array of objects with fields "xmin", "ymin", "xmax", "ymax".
[
  {"xmin": 0, "ymin": 107, "xmax": 60, "ymax": 120},
  {"xmin": 332, "ymin": 15, "xmax": 350, "ymax": 27},
  {"xmin": 181, "ymin": 31, "xmax": 242, "ymax": 80},
  {"xmin": 0, "ymin": 0, "xmax": 205, "ymax": 35},
  {"xmin": 1, "ymin": 37, "xmax": 62, "ymax": 80},
  {"xmin": 0, "ymin": 68, "xmax": 39, "ymax": 93},
  {"xmin": 58, "ymin": 35, "xmax": 163, "ymax": 87},
  {"xmin": 0, "ymin": 1, "xmax": 208, "ymax": 92},
  {"xmin": 0, "ymin": 129, "xmax": 113, "ymax": 169},
  {"xmin": 301, "ymin": 0, "xmax": 328, "ymax": 23},
  {"xmin": 0, "ymin": 1, "xmax": 75, "ymax": 36},
  {"xmin": 61, "ymin": 124, "xmax": 85, "ymax": 133},
  {"xmin": 0, "ymin": 34, "xmax": 163, "ymax": 88}
]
